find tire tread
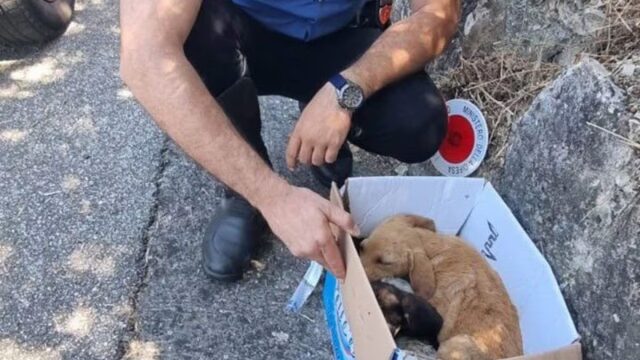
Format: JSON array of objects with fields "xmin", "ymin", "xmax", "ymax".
[{"xmin": 0, "ymin": 0, "xmax": 69, "ymax": 46}]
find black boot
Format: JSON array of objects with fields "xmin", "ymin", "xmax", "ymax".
[
  {"xmin": 202, "ymin": 77, "xmax": 269, "ymax": 281},
  {"xmin": 311, "ymin": 144, "xmax": 353, "ymax": 188},
  {"xmin": 202, "ymin": 196, "xmax": 266, "ymax": 281}
]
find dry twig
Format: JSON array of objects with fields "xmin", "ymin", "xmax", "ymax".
[{"xmin": 586, "ymin": 122, "xmax": 640, "ymax": 150}]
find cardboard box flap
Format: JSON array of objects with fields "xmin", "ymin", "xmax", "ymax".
[
  {"xmin": 346, "ymin": 177, "xmax": 486, "ymax": 236},
  {"xmin": 506, "ymin": 343, "xmax": 582, "ymax": 360},
  {"xmin": 330, "ymin": 185, "xmax": 396, "ymax": 360},
  {"xmin": 459, "ymin": 182, "xmax": 580, "ymax": 355}
]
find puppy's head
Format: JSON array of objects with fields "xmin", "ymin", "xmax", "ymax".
[{"xmin": 360, "ymin": 215, "xmax": 436, "ymax": 281}]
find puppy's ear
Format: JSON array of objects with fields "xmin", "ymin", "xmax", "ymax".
[
  {"xmin": 408, "ymin": 251, "xmax": 436, "ymax": 300},
  {"xmin": 401, "ymin": 215, "xmax": 436, "ymax": 232}
]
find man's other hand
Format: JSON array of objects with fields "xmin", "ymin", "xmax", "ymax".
[
  {"xmin": 258, "ymin": 184, "xmax": 359, "ymax": 279},
  {"xmin": 286, "ymin": 83, "xmax": 351, "ymax": 169}
]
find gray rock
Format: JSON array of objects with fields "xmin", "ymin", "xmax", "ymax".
[
  {"xmin": 392, "ymin": 0, "xmax": 412, "ymax": 23},
  {"xmin": 463, "ymin": 0, "xmax": 605, "ymax": 61},
  {"xmin": 501, "ymin": 59, "xmax": 640, "ymax": 360}
]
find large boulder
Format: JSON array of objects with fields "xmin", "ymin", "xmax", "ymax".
[
  {"xmin": 500, "ymin": 59, "xmax": 640, "ymax": 359},
  {"xmin": 463, "ymin": 0, "xmax": 605, "ymax": 61}
]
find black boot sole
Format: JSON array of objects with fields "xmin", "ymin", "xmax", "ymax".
[
  {"xmin": 201, "ymin": 200, "xmax": 268, "ymax": 282},
  {"xmin": 202, "ymin": 262, "xmax": 244, "ymax": 282}
]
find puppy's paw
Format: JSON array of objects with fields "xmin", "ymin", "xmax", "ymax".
[{"xmin": 437, "ymin": 335, "xmax": 490, "ymax": 360}]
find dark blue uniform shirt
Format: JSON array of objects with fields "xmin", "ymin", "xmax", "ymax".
[{"xmin": 232, "ymin": 0, "xmax": 367, "ymax": 41}]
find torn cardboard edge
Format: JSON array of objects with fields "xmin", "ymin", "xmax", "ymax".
[
  {"xmin": 323, "ymin": 177, "xmax": 581, "ymax": 360},
  {"xmin": 328, "ymin": 184, "xmax": 397, "ymax": 359}
]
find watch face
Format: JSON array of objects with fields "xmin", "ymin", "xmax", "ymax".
[{"xmin": 341, "ymin": 84, "xmax": 364, "ymax": 110}]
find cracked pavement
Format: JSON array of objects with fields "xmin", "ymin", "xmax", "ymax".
[{"xmin": 0, "ymin": 1, "xmax": 436, "ymax": 359}]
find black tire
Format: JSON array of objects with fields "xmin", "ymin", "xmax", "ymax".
[{"xmin": 0, "ymin": 0, "xmax": 75, "ymax": 46}]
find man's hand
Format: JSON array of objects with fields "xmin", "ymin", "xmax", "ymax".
[
  {"xmin": 258, "ymin": 184, "xmax": 360, "ymax": 279},
  {"xmin": 286, "ymin": 83, "xmax": 351, "ymax": 169}
]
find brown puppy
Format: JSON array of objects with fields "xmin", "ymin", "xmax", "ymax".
[{"xmin": 360, "ymin": 215, "xmax": 523, "ymax": 360}]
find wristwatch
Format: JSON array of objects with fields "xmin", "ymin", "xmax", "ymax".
[{"xmin": 329, "ymin": 73, "xmax": 365, "ymax": 111}]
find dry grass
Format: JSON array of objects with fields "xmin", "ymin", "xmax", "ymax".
[
  {"xmin": 587, "ymin": 0, "xmax": 640, "ymax": 149},
  {"xmin": 436, "ymin": 54, "xmax": 561, "ymax": 172},
  {"xmin": 435, "ymin": 0, "xmax": 640, "ymax": 174},
  {"xmin": 585, "ymin": 0, "xmax": 640, "ymax": 67}
]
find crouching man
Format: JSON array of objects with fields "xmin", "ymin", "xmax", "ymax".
[{"xmin": 119, "ymin": 0, "xmax": 459, "ymax": 281}]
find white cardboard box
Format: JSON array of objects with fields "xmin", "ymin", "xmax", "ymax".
[{"xmin": 323, "ymin": 177, "xmax": 581, "ymax": 360}]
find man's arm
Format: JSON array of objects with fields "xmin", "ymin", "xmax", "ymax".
[
  {"xmin": 343, "ymin": 0, "xmax": 461, "ymax": 96},
  {"xmin": 120, "ymin": 0, "xmax": 277, "ymax": 206},
  {"xmin": 286, "ymin": 0, "xmax": 460, "ymax": 168},
  {"xmin": 120, "ymin": 0, "xmax": 358, "ymax": 278}
]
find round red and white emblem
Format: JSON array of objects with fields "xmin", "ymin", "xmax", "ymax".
[{"xmin": 431, "ymin": 99, "xmax": 489, "ymax": 177}]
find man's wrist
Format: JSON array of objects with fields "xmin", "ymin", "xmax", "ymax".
[
  {"xmin": 249, "ymin": 174, "xmax": 291, "ymax": 211},
  {"xmin": 341, "ymin": 68, "xmax": 375, "ymax": 99}
]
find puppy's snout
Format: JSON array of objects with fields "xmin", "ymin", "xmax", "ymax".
[{"xmin": 358, "ymin": 237, "xmax": 369, "ymax": 250}]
